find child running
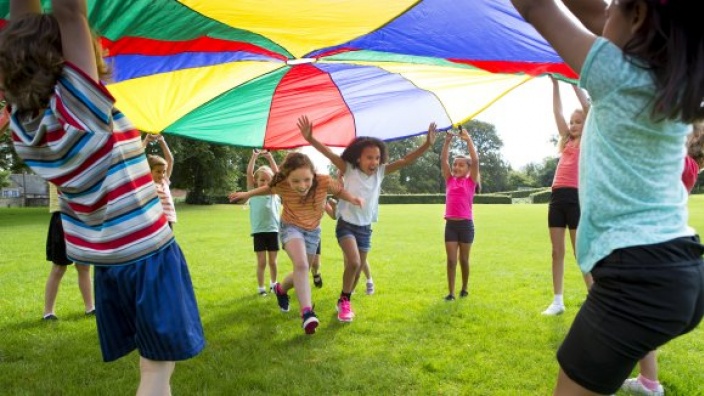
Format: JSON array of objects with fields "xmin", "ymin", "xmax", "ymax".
[
  {"xmin": 0, "ymin": 1, "xmax": 205, "ymax": 393},
  {"xmin": 300, "ymin": 115, "xmax": 436, "ymax": 322},
  {"xmin": 245, "ymin": 149, "xmax": 280, "ymax": 296},
  {"xmin": 143, "ymin": 134, "xmax": 177, "ymax": 228},
  {"xmin": 542, "ymin": 75, "xmax": 594, "ymax": 316},
  {"xmin": 228, "ymin": 152, "xmax": 362, "ymax": 334},
  {"xmin": 510, "ymin": 0, "xmax": 704, "ymax": 394},
  {"xmin": 440, "ymin": 125, "xmax": 480, "ymax": 301}
]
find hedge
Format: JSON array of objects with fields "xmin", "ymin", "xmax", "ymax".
[{"xmin": 529, "ymin": 189, "xmax": 552, "ymax": 204}]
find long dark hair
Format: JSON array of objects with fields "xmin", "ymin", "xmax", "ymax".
[
  {"xmin": 270, "ymin": 152, "xmax": 319, "ymax": 204},
  {"xmin": 340, "ymin": 137, "xmax": 388, "ymax": 169},
  {"xmin": 617, "ymin": 0, "xmax": 704, "ymax": 123}
]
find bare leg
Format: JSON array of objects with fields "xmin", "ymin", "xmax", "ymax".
[
  {"xmin": 137, "ymin": 357, "xmax": 175, "ymax": 396},
  {"xmin": 549, "ymin": 227, "xmax": 567, "ymax": 296},
  {"xmin": 554, "ymin": 368, "xmax": 601, "ymax": 396},
  {"xmin": 339, "ymin": 237, "xmax": 361, "ymax": 294},
  {"xmin": 75, "ymin": 264, "xmax": 94, "ymax": 312},
  {"xmin": 638, "ymin": 351, "xmax": 659, "ymax": 382},
  {"xmin": 445, "ymin": 241, "xmax": 459, "ymax": 296},
  {"xmin": 44, "ymin": 264, "xmax": 67, "ymax": 316},
  {"xmin": 569, "ymin": 228, "xmax": 593, "ymax": 289},
  {"xmin": 255, "ymin": 251, "xmax": 267, "ymax": 289},
  {"xmin": 281, "ymin": 238, "xmax": 312, "ymax": 309},
  {"xmin": 267, "ymin": 250, "xmax": 278, "ymax": 285},
  {"xmin": 458, "ymin": 243, "xmax": 472, "ymax": 292},
  {"xmin": 310, "ymin": 254, "xmax": 320, "ymax": 276}
]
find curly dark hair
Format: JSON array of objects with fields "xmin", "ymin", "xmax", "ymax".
[
  {"xmin": 270, "ymin": 152, "xmax": 319, "ymax": 204},
  {"xmin": 616, "ymin": 0, "xmax": 704, "ymax": 123},
  {"xmin": 0, "ymin": 14, "xmax": 63, "ymax": 113},
  {"xmin": 340, "ymin": 136, "xmax": 388, "ymax": 169}
]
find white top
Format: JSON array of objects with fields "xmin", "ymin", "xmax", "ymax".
[{"xmin": 337, "ymin": 162, "xmax": 386, "ymax": 226}]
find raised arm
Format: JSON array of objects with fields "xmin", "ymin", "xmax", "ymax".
[
  {"xmin": 562, "ymin": 0, "xmax": 607, "ymax": 35},
  {"xmin": 551, "ymin": 77, "xmax": 569, "ymax": 138},
  {"xmin": 52, "ymin": 0, "xmax": 98, "ymax": 82},
  {"xmin": 386, "ymin": 122, "xmax": 437, "ymax": 174},
  {"xmin": 461, "ymin": 128, "xmax": 480, "ymax": 183},
  {"xmin": 246, "ymin": 150, "xmax": 259, "ymax": 189},
  {"xmin": 261, "ymin": 150, "xmax": 279, "ymax": 174},
  {"xmin": 298, "ymin": 115, "xmax": 347, "ymax": 173},
  {"xmin": 157, "ymin": 135, "xmax": 174, "ymax": 179},
  {"xmin": 573, "ymin": 84, "xmax": 591, "ymax": 114},
  {"xmin": 510, "ymin": 0, "xmax": 600, "ymax": 75},
  {"xmin": 441, "ymin": 132, "xmax": 452, "ymax": 180},
  {"xmin": 10, "ymin": 0, "xmax": 41, "ymax": 19}
]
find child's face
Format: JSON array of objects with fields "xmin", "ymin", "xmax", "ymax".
[
  {"xmin": 287, "ymin": 167, "xmax": 314, "ymax": 196},
  {"xmin": 358, "ymin": 146, "xmax": 381, "ymax": 175},
  {"xmin": 569, "ymin": 111, "xmax": 585, "ymax": 138},
  {"xmin": 452, "ymin": 158, "xmax": 470, "ymax": 177},
  {"xmin": 151, "ymin": 165, "xmax": 167, "ymax": 183},
  {"xmin": 255, "ymin": 172, "xmax": 272, "ymax": 188}
]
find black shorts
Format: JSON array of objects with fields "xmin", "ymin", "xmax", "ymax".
[
  {"xmin": 557, "ymin": 236, "xmax": 704, "ymax": 394},
  {"xmin": 252, "ymin": 232, "xmax": 280, "ymax": 252},
  {"xmin": 46, "ymin": 212, "xmax": 72, "ymax": 266},
  {"xmin": 548, "ymin": 188, "xmax": 580, "ymax": 229},
  {"xmin": 444, "ymin": 219, "xmax": 475, "ymax": 244}
]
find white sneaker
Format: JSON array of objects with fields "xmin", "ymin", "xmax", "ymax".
[
  {"xmin": 621, "ymin": 378, "xmax": 664, "ymax": 396},
  {"xmin": 541, "ymin": 303, "xmax": 565, "ymax": 316}
]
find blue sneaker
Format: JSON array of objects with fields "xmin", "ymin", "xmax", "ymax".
[
  {"xmin": 302, "ymin": 310, "xmax": 319, "ymax": 334},
  {"xmin": 273, "ymin": 283, "xmax": 289, "ymax": 312}
]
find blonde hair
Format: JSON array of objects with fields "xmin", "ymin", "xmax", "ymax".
[
  {"xmin": 254, "ymin": 165, "xmax": 274, "ymax": 178},
  {"xmin": 147, "ymin": 154, "xmax": 167, "ymax": 169}
]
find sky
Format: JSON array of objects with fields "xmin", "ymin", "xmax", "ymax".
[{"xmin": 303, "ymin": 76, "xmax": 583, "ymax": 171}]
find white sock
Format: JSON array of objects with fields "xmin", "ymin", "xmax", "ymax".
[
  {"xmin": 553, "ymin": 294, "xmax": 564, "ymax": 306},
  {"xmin": 258, "ymin": 286, "xmax": 266, "ymax": 293}
]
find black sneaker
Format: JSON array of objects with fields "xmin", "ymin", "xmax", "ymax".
[
  {"xmin": 313, "ymin": 273, "xmax": 323, "ymax": 288},
  {"xmin": 42, "ymin": 314, "xmax": 58, "ymax": 321},
  {"xmin": 459, "ymin": 290, "xmax": 469, "ymax": 298},
  {"xmin": 302, "ymin": 310, "xmax": 319, "ymax": 334},
  {"xmin": 444, "ymin": 294, "xmax": 456, "ymax": 301},
  {"xmin": 273, "ymin": 283, "xmax": 290, "ymax": 312}
]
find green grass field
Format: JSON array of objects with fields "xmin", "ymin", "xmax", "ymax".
[{"xmin": 1, "ymin": 200, "xmax": 703, "ymax": 395}]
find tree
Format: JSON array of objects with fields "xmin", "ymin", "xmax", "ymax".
[
  {"xmin": 157, "ymin": 134, "xmax": 246, "ymax": 204},
  {"xmin": 383, "ymin": 134, "xmax": 443, "ymax": 194},
  {"xmin": 0, "ymin": 103, "xmax": 30, "ymax": 173},
  {"xmin": 463, "ymin": 120, "xmax": 511, "ymax": 192}
]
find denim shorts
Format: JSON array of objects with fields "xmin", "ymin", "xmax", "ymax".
[
  {"xmin": 280, "ymin": 222, "xmax": 321, "ymax": 256},
  {"xmin": 335, "ymin": 218, "xmax": 372, "ymax": 252}
]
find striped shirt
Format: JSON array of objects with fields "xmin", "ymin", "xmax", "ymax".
[
  {"xmin": 271, "ymin": 174, "xmax": 342, "ymax": 231},
  {"xmin": 155, "ymin": 177, "xmax": 177, "ymax": 223},
  {"xmin": 10, "ymin": 63, "xmax": 174, "ymax": 266}
]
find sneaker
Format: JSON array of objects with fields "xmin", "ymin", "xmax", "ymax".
[
  {"xmin": 444, "ymin": 294, "xmax": 456, "ymax": 301},
  {"xmin": 42, "ymin": 314, "xmax": 58, "ymax": 321},
  {"xmin": 459, "ymin": 290, "xmax": 469, "ymax": 298},
  {"xmin": 258, "ymin": 289, "xmax": 267, "ymax": 296},
  {"xmin": 621, "ymin": 378, "xmax": 664, "ymax": 396},
  {"xmin": 85, "ymin": 309, "xmax": 96, "ymax": 316},
  {"xmin": 366, "ymin": 280, "xmax": 375, "ymax": 295},
  {"xmin": 541, "ymin": 303, "xmax": 565, "ymax": 316},
  {"xmin": 273, "ymin": 283, "xmax": 290, "ymax": 312},
  {"xmin": 336, "ymin": 299, "xmax": 355, "ymax": 322},
  {"xmin": 313, "ymin": 273, "xmax": 323, "ymax": 288},
  {"xmin": 302, "ymin": 310, "xmax": 319, "ymax": 334}
]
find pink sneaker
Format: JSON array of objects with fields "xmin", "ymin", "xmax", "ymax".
[{"xmin": 336, "ymin": 299, "xmax": 355, "ymax": 322}]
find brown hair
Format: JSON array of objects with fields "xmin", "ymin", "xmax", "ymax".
[
  {"xmin": 270, "ymin": 152, "xmax": 319, "ymax": 204},
  {"xmin": 147, "ymin": 154, "xmax": 167, "ymax": 169},
  {"xmin": 0, "ymin": 14, "xmax": 111, "ymax": 113}
]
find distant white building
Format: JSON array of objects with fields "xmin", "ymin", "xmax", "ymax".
[{"xmin": 0, "ymin": 174, "xmax": 48, "ymax": 207}]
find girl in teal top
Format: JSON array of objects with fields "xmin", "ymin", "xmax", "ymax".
[{"xmin": 511, "ymin": 0, "xmax": 704, "ymax": 394}]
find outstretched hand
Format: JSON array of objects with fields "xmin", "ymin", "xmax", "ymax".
[
  {"xmin": 297, "ymin": 115, "xmax": 313, "ymax": 142},
  {"xmin": 350, "ymin": 197, "xmax": 364, "ymax": 207},
  {"xmin": 426, "ymin": 122, "xmax": 437, "ymax": 146},
  {"xmin": 228, "ymin": 191, "xmax": 246, "ymax": 203}
]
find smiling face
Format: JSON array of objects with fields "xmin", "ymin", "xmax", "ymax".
[
  {"xmin": 569, "ymin": 110, "xmax": 586, "ymax": 139},
  {"xmin": 151, "ymin": 164, "xmax": 167, "ymax": 184},
  {"xmin": 358, "ymin": 145, "xmax": 381, "ymax": 175},
  {"xmin": 452, "ymin": 157, "xmax": 470, "ymax": 178},
  {"xmin": 255, "ymin": 171, "xmax": 272, "ymax": 188},
  {"xmin": 287, "ymin": 167, "xmax": 314, "ymax": 196}
]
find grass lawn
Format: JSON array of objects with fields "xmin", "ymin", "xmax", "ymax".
[{"xmin": 1, "ymin": 199, "xmax": 703, "ymax": 395}]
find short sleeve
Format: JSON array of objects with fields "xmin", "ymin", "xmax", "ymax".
[
  {"xmin": 580, "ymin": 38, "xmax": 634, "ymax": 104},
  {"xmin": 52, "ymin": 63, "xmax": 116, "ymax": 135}
]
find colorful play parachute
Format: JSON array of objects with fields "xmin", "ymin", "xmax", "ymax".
[{"xmin": 0, "ymin": 0, "xmax": 574, "ymax": 149}]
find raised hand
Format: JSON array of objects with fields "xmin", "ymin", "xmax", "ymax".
[
  {"xmin": 426, "ymin": 122, "xmax": 437, "ymax": 145},
  {"xmin": 297, "ymin": 115, "xmax": 314, "ymax": 142}
]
